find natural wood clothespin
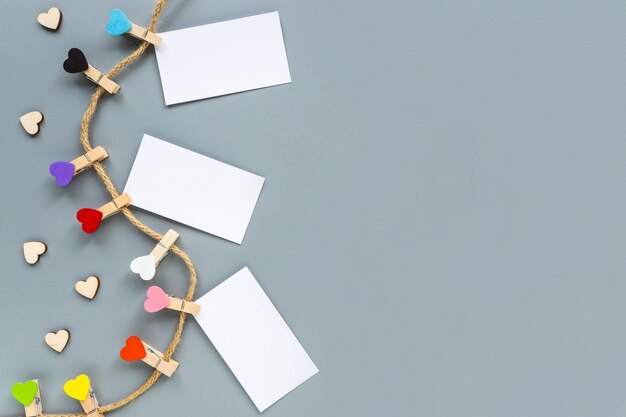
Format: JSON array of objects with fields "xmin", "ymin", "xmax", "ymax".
[
  {"xmin": 63, "ymin": 48, "xmax": 120, "ymax": 94},
  {"xmin": 144, "ymin": 285, "xmax": 201, "ymax": 316},
  {"xmin": 11, "ymin": 379, "xmax": 43, "ymax": 417},
  {"xmin": 130, "ymin": 229, "xmax": 179, "ymax": 280},
  {"xmin": 106, "ymin": 9, "xmax": 162, "ymax": 46},
  {"xmin": 120, "ymin": 336, "xmax": 179, "ymax": 377},
  {"xmin": 49, "ymin": 146, "xmax": 108, "ymax": 187},
  {"xmin": 63, "ymin": 375, "xmax": 104, "ymax": 417},
  {"xmin": 150, "ymin": 229, "xmax": 179, "ymax": 265},
  {"xmin": 76, "ymin": 193, "xmax": 131, "ymax": 233}
]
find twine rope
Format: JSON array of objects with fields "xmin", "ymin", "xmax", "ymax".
[{"xmin": 43, "ymin": 1, "xmax": 197, "ymax": 416}]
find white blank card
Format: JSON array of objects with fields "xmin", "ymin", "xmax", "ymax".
[
  {"xmin": 123, "ymin": 135, "xmax": 264, "ymax": 244},
  {"xmin": 195, "ymin": 267, "xmax": 318, "ymax": 412},
  {"xmin": 155, "ymin": 12, "xmax": 291, "ymax": 105}
]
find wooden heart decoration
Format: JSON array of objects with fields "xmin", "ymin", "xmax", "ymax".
[
  {"xmin": 37, "ymin": 7, "xmax": 62, "ymax": 31},
  {"xmin": 45, "ymin": 329, "xmax": 70, "ymax": 352},
  {"xmin": 20, "ymin": 111, "xmax": 44, "ymax": 135},
  {"xmin": 63, "ymin": 48, "xmax": 89, "ymax": 73},
  {"xmin": 63, "ymin": 374, "xmax": 90, "ymax": 401},
  {"xmin": 130, "ymin": 255, "xmax": 156, "ymax": 281},
  {"xmin": 76, "ymin": 208, "xmax": 103, "ymax": 233},
  {"xmin": 144, "ymin": 286, "xmax": 170, "ymax": 313},
  {"xmin": 23, "ymin": 241, "xmax": 47, "ymax": 265},
  {"xmin": 11, "ymin": 380, "xmax": 38, "ymax": 406},
  {"xmin": 120, "ymin": 336, "xmax": 146, "ymax": 361},
  {"xmin": 75, "ymin": 275, "xmax": 100, "ymax": 300}
]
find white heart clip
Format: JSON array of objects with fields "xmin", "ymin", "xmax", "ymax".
[{"xmin": 130, "ymin": 255, "xmax": 156, "ymax": 280}]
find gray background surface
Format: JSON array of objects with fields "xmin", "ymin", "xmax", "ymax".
[{"xmin": 1, "ymin": 1, "xmax": 625, "ymax": 416}]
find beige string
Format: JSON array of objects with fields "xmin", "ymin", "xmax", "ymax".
[{"xmin": 42, "ymin": 1, "xmax": 197, "ymax": 416}]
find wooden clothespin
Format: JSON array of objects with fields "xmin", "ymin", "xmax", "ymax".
[
  {"xmin": 144, "ymin": 285, "xmax": 201, "ymax": 316},
  {"xmin": 120, "ymin": 336, "xmax": 179, "ymax": 377},
  {"xmin": 63, "ymin": 374, "xmax": 104, "ymax": 417},
  {"xmin": 76, "ymin": 193, "xmax": 131, "ymax": 233},
  {"xmin": 49, "ymin": 146, "xmax": 108, "ymax": 187},
  {"xmin": 130, "ymin": 229, "xmax": 179, "ymax": 280},
  {"xmin": 63, "ymin": 48, "xmax": 120, "ymax": 94},
  {"xmin": 106, "ymin": 9, "xmax": 162, "ymax": 46},
  {"xmin": 11, "ymin": 379, "xmax": 43, "ymax": 417}
]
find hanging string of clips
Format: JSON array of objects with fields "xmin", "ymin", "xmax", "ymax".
[{"xmin": 12, "ymin": 1, "xmax": 197, "ymax": 416}]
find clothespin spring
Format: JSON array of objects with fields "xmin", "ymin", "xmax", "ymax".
[{"xmin": 86, "ymin": 390, "xmax": 100, "ymax": 415}]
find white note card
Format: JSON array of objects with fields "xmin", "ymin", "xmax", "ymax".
[
  {"xmin": 195, "ymin": 267, "xmax": 318, "ymax": 412},
  {"xmin": 155, "ymin": 12, "xmax": 291, "ymax": 105},
  {"xmin": 123, "ymin": 135, "xmax": 265, "ymax": 244}
]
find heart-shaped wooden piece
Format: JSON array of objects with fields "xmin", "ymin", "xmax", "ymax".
[
  {"xmin": 144, "ymin": 286, "xmax": 170, "ymax": 313},
  {"xmin": 37, "ymin": 7, "xmax": 62, "ymax": 31},
  {"xmin": 76, "ymin": 208, "xmax": 103, "ymax": 233},
  {"xmin": 23, "ymin": 241, "xmax": 47, "ymax": 265},
  {"xmin": 63, "ymin": 374, "xmax": 90, "ymax": 401},
  {"xmin": 75, "ymin": 275, "xmax": 100, "ymax": 300},
  {"xmin": 130, "ymin": 255, "xmax": 156, "ymax": 281},
  {"xmin": 63, "ymin": 48, "xmax": 88, "ymax": 73},
  {"xmin": 11, "ymin": 380, "xmax": 38, "ymax": 406},
  {"xmin": 45, "ymin": 329, "xmax": 70, "ymax": 352},
  {"xmin": 20, "ymin": 111, "xmax": 44, "ymax": 135},
  {"xmin": 120, "ymin": 336, "xmax": 146, "ymax": 361}
]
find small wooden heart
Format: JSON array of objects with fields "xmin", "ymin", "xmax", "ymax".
[
  {"xmin": 75, "ymin": 275, "xmax": 100, "ymax": 300},
  {"xmin": 37, "ymin": 7, "xmax": 62, "ymax": 31},
  {"xmin": 20, "ymin": 111, "xmax": 44, "ymax": 135},
  {"xmin": 63, "ymin": 48, "xmax": 89, "ymax": 73},
  {"xmin": 23, "ymin": 241, "xmax": 47, "ymax": 265},
  {"xmin": 63, "ymin": 374, "xmax": 90, "ymax": 401},
  {"xmin": 45, "ymin": 329, "xmax": 70, "ymax": 353}
]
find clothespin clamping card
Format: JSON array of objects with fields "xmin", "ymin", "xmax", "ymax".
[
  {"xmin": 76, "ymin": 193, "xmax": 131, "ymax": 233},
  {"xmin": 120, "ymin": 335, "xmax": 179, "ymax": 377},
  {"xmin": 130, "ymin": 229, "xmax": 179, "ymax": 280},
  {"xmin": 63, "ymin": 48, "xmax": 120, "ymax": 94},
  {"xmin": 64, "ymin": 374, "xmax": 104, "ymax": 417},
  {"xmin": 49, "ymin": 146, "xmax": 108, "ymax": 187},
  {"xmin": 144, "ymin": 285, "xmax": 201, "ymax": 316},
  {"xmin": 106, "ymin": 9, "xmax": 162, "ymax": 46},
  {"xmin": 11, "ymin": 379, "xmax": 43, "ymax": 417}
]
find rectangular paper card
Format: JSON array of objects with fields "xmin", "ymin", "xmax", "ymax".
[
  {"xmin": 195, "ymin": 267, "xmax": 318, "ymax": 412},
  {"xmin": 155, "ymin": 12, "xmax": 291, "ymax": 105},
  {"xmin": 123, "ymin": 135, "xmax": 265, "ymax": 244}
]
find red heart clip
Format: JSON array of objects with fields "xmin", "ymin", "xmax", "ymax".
[
  {"xmin": 120, "ymin": 336, "xmax": 146, "ymax": 361},
  {"xmin": 76, "ymin": 208, "xmax": 103, "ymax": 233}
]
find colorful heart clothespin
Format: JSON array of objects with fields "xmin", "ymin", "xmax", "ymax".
[
  {"xmin": 63, "ymin": 48, "xmax": 120, "ymax": 94},
  {"xmin": 63, "ymin": 374, "xmax": 104, "ymax": 417},
  {"xmin": 11, "ymin": 380, "xmax": 43, "ymax": 417},
  {"xmin": 130, "ymin": 229, "xmax": 179, "ymax": 280},
  {"xmin": 106, "ymin": 9, "xmax": 162, "ymax": 46},
  {"xmin": 49, "ymin": 146, "xmax": 108, "ymax": 187},
  {"xmin": 144, "ymin": 286, "xmax": 201, "ymax": 316},
  {"xmin": 120, "ymin": 336, "xmax": 179, "ymax": 377},
  {"xmin": 76, "ymin": 193, "xmax": 131, "ymax": 233}
]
